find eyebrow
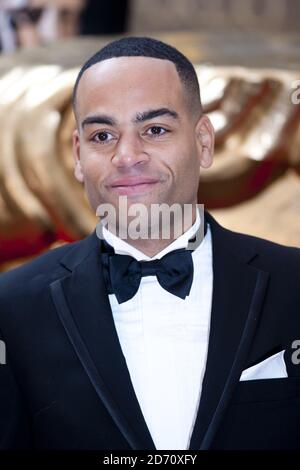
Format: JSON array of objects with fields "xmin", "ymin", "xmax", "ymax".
[
  {"xmin": 81, "ymin": 107, "xmax": 179, "ymax": 130},
  {"xmin": 81, "ymin": 115, "xmax": 117, "ymax": 129},
  {"xmin": 134, "ymin": 108, "xmax": 179, "ymax": 123}
]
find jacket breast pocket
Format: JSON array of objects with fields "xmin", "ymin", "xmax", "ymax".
[
  {"xmin": 212, "ymin": 377, "xmax": 300, "ymax": 449},
  {"xmin": 232, "ymin": 376, "xmax": 300, "ymax": 404}
]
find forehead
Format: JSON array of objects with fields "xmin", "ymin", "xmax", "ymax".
[{"xmin": 75, "ymin": 56, "xmax": 186, "ymax": 117}]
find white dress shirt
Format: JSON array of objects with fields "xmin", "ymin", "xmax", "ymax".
[{"xmin": 102, "ymin": 214, "xmax": 213, "ymax": 450}]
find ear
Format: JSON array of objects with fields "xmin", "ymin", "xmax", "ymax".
[
  {"xmin": 72, "ymin": 129, "xmax": 84, "ymax": 183},
  {"xmin": 195, "ymin": 115, "xmax": 214, "ymax": 169}
]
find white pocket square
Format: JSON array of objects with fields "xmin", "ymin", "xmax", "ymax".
[{"xmin": 240, "ymin": 350, "xmax": 288, "ymax": 381}]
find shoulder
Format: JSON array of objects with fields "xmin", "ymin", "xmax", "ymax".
[
  {"xmin": 206, "ymin": 212, "xmax": 300, "ymax": 280},
  {"xmin": 230, "ymin": 228, "xmax": 300, "ymax": 261},
  {"xmin": 224, "ymin": 228, "xmax": 300, "ymax": 294},
  {"xmin": 0, "ymin": 239, "xmax": 82, "ymax": 303}
]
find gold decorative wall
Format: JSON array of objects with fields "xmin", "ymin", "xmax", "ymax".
[{"xmin": 0, "ymin": 33, "xmax": 299, "ymax": 270}]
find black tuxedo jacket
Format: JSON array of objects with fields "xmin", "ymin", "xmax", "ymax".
[{"xmin": 0, "ymin": 211, "xmax": 300, "ymax": 450}]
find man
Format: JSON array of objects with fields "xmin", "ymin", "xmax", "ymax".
[{"xmin": 0, "ymin": 36, "xmax": 300, "ymax": 451}]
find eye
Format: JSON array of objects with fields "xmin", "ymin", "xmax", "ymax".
[
  {"xmin": 92, "ymin": 131, "xmax": 115, "ymax": 143},
  {"xmin": 145, "ymin": 126, "xmax": 169, "ymax": 137}
]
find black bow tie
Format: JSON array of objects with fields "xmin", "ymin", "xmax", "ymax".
[
  {"xmin": 102, "ymin": 247, "xmax": 194, "ymax": 304},
  {"xmin": 101, "ymin": 219, "xmax": 207, "ymax": 304}
]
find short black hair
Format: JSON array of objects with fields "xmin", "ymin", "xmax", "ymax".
[{"xmin": 72, "ymin": 36, "xmax": 202, "ymax": 116}]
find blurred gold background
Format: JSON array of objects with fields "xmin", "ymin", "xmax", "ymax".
[{"xmin": 0, "ymin": 1, "xmax": 300, "ymax": 270}]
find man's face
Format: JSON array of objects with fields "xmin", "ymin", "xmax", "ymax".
[{"xmin": 73, "ymin": 56, "xmax": 214, "ymax": 226}]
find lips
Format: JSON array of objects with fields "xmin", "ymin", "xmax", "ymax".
[
  {"xmin": 110, "ymin": 176, "xmax": 159, "ymax": 187},
  {"xmin": 108, "ymin": 177, "xmax": 160, "ymax": 195}
]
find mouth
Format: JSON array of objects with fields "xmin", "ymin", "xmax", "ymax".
[{"xmin": 108, "ymin": 177, "xmax": 160, "ymax": 195}]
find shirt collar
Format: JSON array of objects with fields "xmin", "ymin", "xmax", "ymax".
[{"xmin": 101, "ymin": 209, "xmax": 202, "ymax": 261}]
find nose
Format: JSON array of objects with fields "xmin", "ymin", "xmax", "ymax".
[{"xmin": 112, "ymin": 133, "xmax": 149, "ymax": 168}]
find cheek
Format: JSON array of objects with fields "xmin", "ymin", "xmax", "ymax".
[
  {"xmin": 171, "ymin": 150, "xmax": 200, "ymax": 197},
  {"xmin": 81, "ymin": 151, "xmax": 108, "ymax": 183},
  {"xmin": 172, "ymin": 147, "xmax": 199, "ymax": 179}
]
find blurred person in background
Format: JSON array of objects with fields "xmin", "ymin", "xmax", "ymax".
[
  {"xmin": 0, "ymin": 0, "xmax": 129, "ymax": 53},
  {"xmin": 79, "ymin": 0, "xmax": 129, "ymax": 36}
]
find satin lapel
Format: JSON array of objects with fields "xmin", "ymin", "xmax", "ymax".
[
  {"xmin": 189, "ymin": 213, "xmax": 270, "ymax": 450},
  {"xmin": 50, "ymin": 232, "xmax": 155, "ymax": 450}
]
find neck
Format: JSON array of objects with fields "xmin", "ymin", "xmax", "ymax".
[
  {"xmin": 108, "ymin": 205, "xmax": 199, "ymax": 258},
  {"xmin": 125, "ymin": 236, "xmax": 181, "ymax": 258}
]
